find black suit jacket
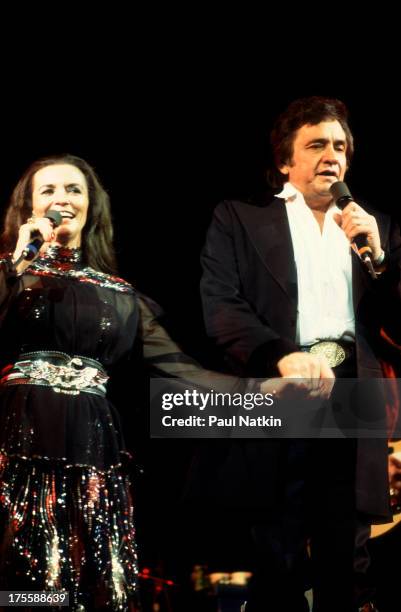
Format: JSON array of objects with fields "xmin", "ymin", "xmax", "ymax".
[{"xmin": 197, "ymin": 195, "xmax": 401, "ymax": 520}]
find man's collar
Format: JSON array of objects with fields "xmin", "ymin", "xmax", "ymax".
[
  {"xmin": 276, "ymin": 182, "xmax": 298, "ymax": 201},
  {"xmin": 277, "ymin": 182, "xmax": 338, "ymax": 213}
]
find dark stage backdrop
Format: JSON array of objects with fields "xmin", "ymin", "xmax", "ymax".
[{"xmin": 1, "ymin": 79, "xmax": 399, "ymax": 596}]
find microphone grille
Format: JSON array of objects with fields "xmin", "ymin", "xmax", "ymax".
[
  {"xmin": 45, "ymin": 210, "xmax": 63, "ymax": 228},
  {"xmin": 330, "ymin": 181, "xmax": 353, "ymax": 209}
]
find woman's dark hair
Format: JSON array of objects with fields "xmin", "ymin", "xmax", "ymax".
[
  {"xmin": 268, "ymin": 96, "xmax": 354, "ymax": 189},
  {"xmin": 0, "ymin": 154, "xmax": 117, "ymax": 273}
]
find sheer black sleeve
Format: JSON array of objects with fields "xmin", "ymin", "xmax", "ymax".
[
  {"xmin": 0, "ymin": 256, "xmax": 19, "ymax": 321},
  {"xmin": 138, "ymin": 294, "xmax": 252, "ymax": 394}
]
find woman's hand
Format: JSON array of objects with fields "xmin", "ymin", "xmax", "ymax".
[
  {"xmin": 260, "ymin": 376, "xmax": 334, "ymax": 400},
  {"xmin": 12, "ymin": 217, "xmax": 55, "ymax": 274}
]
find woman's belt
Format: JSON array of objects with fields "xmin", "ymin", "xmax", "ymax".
[
  {"xmin": 300, "ymin": 340, "xmax": 355, "ymax": 368},
  {"xmin": 0, "ymin": 351, "xmax": 109, "ymax": 397}
]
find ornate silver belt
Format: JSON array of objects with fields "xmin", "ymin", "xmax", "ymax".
[
  {"xmin": 302, "ymin": 341, "xmax": 354, "ymax": 368},
  {"xmin": 0, "ymin": 351, "xmax": 109, "ymax": 396}
]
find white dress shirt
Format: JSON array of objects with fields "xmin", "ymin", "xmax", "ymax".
[{"xmin": 277, "ymin": 182, "xmax": 355, "ymax": 346}]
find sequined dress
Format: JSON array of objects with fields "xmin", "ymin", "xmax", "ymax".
[
  {"xmin": 0, "ymin": 246, "xmax": 146, "ymax": 610},
  {"xmin": 0, "ymin": 246, "xmax": 233, "ymax": 611}
]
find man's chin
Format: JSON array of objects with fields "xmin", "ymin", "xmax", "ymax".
[
  {"xmin": 313, "ymin": 183, "xmax": 332, "ymax": 197},
  {"xmin": 304, "ymin": 187, "xmax": 332, "ymax": 208},
  {"xmin": 315, "ymin": 176, "xmax": 338, "ymax": 192}
]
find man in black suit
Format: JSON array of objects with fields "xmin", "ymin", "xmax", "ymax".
[{"xmin": 200, "ymin": 97, "xmax": 401, "ymax": 611}]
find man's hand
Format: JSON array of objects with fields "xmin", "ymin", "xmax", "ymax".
[
  {"xmin": 333, "ymin": 201, "xmax": 382, "ymax": 262},
  {"xmin": 277, "ymin": 351, "xmax": 334, "ymax": 379},
  {"xmin": 275, "ymin": 351, "xmax": 335, "ymax": 399}
]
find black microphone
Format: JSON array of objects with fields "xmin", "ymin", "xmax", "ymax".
[
  {"xmin": 22, "ymin": 210, "xmax": 63, "ymax": 261},
  {"xmin": 330, "ymin": 181, "xmax": 373, "ymax": 263},
  {"xmin": 330, "ymin": 181, "xmax": 377, "ymax": 279}
]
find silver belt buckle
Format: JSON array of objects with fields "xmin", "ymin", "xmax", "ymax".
[
  {"xmin": 13, "ymin": 357, "xmax": 108, "ymax": 395},
  {"xmin": 309, "ymin": 341, "xmax": 346, "ymax": 368}
]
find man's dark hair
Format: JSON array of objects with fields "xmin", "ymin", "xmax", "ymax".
[
  {"xmin": 268, "ymin": 96, "xmax": 354, "ymax": 188},
  {"xmin": 1, "ymin": 154, "xmax": 117, "ymax": 273}
]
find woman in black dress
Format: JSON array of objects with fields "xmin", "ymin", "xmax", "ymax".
[{"xmin": 0, "ymin": 154, "xmax": 286, "ymax": 611}]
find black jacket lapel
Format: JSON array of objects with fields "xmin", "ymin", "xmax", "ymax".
[{"xmin": 232, "ymin": 198, "xmax": 298, "ymax": 303}]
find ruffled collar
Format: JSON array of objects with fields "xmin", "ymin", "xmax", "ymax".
[
  {"xmin": 27, "ymin": 245, "xmax": 134, "ymax": 294},
  {"xmin": 36, "ymin": 245, "xmax": 83, "ymax": 268}
]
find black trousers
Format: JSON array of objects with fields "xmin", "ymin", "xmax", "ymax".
[
  {"xmin": 243, "ymin": 440, "xmax": 359, "ymax": 612},
  {"xmin": 245, "ymin": 356, "xmax": 367, "ymax": 612}
]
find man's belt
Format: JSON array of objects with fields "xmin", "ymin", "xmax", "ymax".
[
  {"xmin": 300, "ymin": 340, "xmax": 354, "ymax": 368},
  {"xmin": 0, "ymin": 351, "xmax": 109, "ymax": 397}
]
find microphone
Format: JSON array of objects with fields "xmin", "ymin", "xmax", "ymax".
[
  {"xmin": 330, "ymin": 181, "xmax": 377, "ymax": 278},
  {"xmin": 22, "ymin": 210, "xmax": 63, "ymax": 261},
  {"xmin": 330, "ymin": 181, "xmax": 373, "ymax": 261}
]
